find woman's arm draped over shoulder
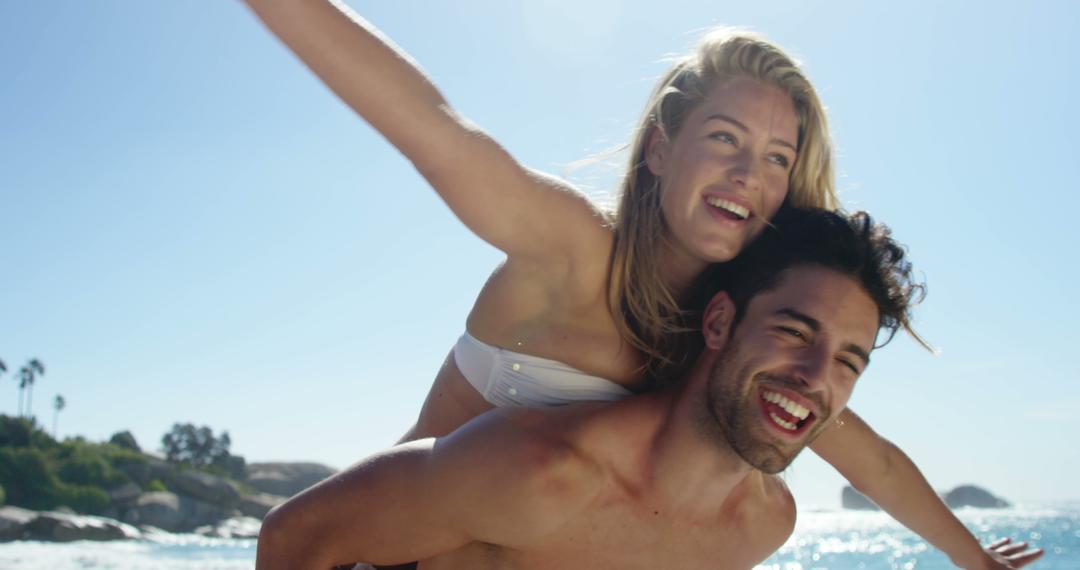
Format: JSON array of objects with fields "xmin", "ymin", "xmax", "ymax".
[{"xmin": 243, "ymin": 0, "xmax": 607, "ymax": 261}]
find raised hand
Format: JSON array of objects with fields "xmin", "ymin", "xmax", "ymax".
[{"xmin": 974, "ymin": 537, "xmax": 1044, "ymax": 569}]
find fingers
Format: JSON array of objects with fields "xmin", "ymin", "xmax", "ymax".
[
  {"xmin": 1006, "ymin": 547, "xmax": 1045, "ymax": 569},
  {"xmin": 994, "ymin": 541, "xmax": 1028, "ymax": 556},
  {"xmin": 984, "ymin": 537, "xmax": 1044, "ymax": 569}
]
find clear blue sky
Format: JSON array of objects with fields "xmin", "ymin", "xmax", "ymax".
[{"xmin": 2, "ymin": 1, "xmax": 1078, "ymax": 508}]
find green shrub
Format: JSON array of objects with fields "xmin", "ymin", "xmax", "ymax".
[
  {"xmin": 0, "ymin": 447, "xmax": 61, "ymax": 510},
  {"xmin": 0, "ymin": 415, "xmax": 34, "ymax": 447},
  {"xmin": 53, "ymin": 440, "xmax": 131, "ymax": 488},
  {"xmin": 145, "ymin": 479, "xmax": 167, "ymax": 492},
  {"xmin": 54, "ymin": 484, "xmax": 110, "ymax": 515},
  {"xmin": 0, "ymin": 482, "xmax": 6, "ymax": 505},
  {"xmin": 108, "ymin": 431, "xmax": 140, "ymax": 452},
  {"xmin": 57, "ymin": 454, "xmax": 111, "ymax": 487}
]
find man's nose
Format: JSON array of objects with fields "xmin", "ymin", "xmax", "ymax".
[{"xmin": 791, "ymin": 347, "xmax": 830, "ymax": 393}]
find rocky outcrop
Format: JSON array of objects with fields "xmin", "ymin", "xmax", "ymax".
[
  {"xmin": 121, "ymin": 491, "xmax": 237, "ymax": 533},
  {"xmin": 1, "ymin": 508, "xmax": 140, "ymax": 543},
  {"xmin": 0, "ymin": 506, "xmax": 37, "ymax": 541},
  {"xmin": 108, "ymin": 482, "xmax": 143, "ymax": 506},
  {"xmin": 25, "ymin": 511, "xmax": 140, "ymax": 542},
  {"xmin": 943, "ymin": 485, "xmax": 1010, "ymax": 509},
  {"xmin": 2, "ymin": 460, "xmax": 330, "ymax": 542},
  {"xmin": 238, "ymin": 492, "xmax": 287, "ymax": 519},
  {"xmin": 164, "ymin": 469, "xmax": 242, "ymax": 506},
  {"xmin": 194, "ymin": 516, "xmax": 262, "ymax": 539},
  {"xmin": 115, "ymin": 457, "xmax": 172, "ymax": 487},
  {"xmin": 841, "ymin": 486, "xmax": 880, "ymax": 510},
  {"xmin": 122, "ymin": 492, "xmax": 184, "ymax": 531},
  {"xmin": 247, "ymin": 462, "xmax": 336, "ymax": 497},
  {"xmin": 841, "ymin": 484, "xmax": 1011, "ymax": 511}
]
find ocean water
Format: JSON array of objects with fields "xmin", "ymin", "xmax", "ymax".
[
  {"xmin": 0, "ymin": 505, "xmax": 1076, "ymax": 569},
  {"xmin": 760, "ymin": 505, "xmax": 1079, "ymax": 570}
]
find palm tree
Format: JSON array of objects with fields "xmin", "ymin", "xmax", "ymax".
[
  {"xmin": 0, "ymin": 359, "xmax": 7, "ymax": 414},
  {"xmin": 17, "ymin": 367, "xmax": 28, "ymax": 417},
  {"xmin": 20, "ymin": 359, "xmax": 45, "ymax": 420},
  {"xmin": 53, "ymin": 395, "xmax": 66, "ymax": 438}
]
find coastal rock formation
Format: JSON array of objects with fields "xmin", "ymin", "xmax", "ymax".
[
  {"xmin": 0, "ymin": 506, "xmax": 36, "ymax": 541},
  {"xmin": 943, "ymin": 485, "xmax": 1010, "ymax": 509},
  {"xmin": 841, "ymin": 484, "xmax": 1011, "ymax": 511},
  {"xmin": 107, "ymin": 482, "xmax": 143, "ymax": 506},
  {"xmin": 121, "ymin": 491, "xmax": 237, "ymax": 533},
  {"xmin": 164, "ymin": 469, "xmax": 242, "ymax": 506},
  {"xmin": 194, "ymin": 516, "xmax": 262, "ymax": 539},
  {"xmin": 841, "ymin": 486, "xmax": 880, "ymax": 511},
  {"xmin": 25, "ymin": 511, "xmax": 140, "ymax": 542},
  {"xmin": 238, "ymin": 492, "xmax": 287, "ymax": 519},
  {"xmin": 115, "ymin": 457, "xmax": 172, "ymax": 487},
  {"xmin": 248, "ymin": 462, "xmax": 336, "ymax": 497},
  {"xmin": 1, "ymin": 508, "xmax": 141, "ymax": 543},
  {"xmin": 122, "ymin": 492, "xmax": 184, "ymax": 531}
]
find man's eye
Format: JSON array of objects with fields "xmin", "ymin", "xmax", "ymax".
[
  {"xmin": 778, "ymin": 326, "xmax": 805, "ymax": 339},
  {"xmin": 837, "ymin": 358, "xmax": 860, "ymax": 374}
]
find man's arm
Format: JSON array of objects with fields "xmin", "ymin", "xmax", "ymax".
[
  {"xmin": 255, "ymin": 410, "xmax": 601, "ymax": 569},
  {"xmin": 811, "ymin": 409, "xmax": 1042, "ymax": 569}
]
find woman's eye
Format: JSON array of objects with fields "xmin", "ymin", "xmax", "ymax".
[
  {"xmin": 767, "ymin": 153, "xmax": 791, "ymax": 168},
  {"xmin": 710, "ymin": 132, "xmax": 737, "ymax": 145}
]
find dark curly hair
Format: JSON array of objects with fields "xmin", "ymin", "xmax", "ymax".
[{"xmin": 706, "ymin": 206, "xmax": 930, "ymax": 350}]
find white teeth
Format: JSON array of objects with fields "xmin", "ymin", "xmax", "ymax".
[
  {"xmin": 769, "ymin": 412, "xmax": 797, "ymax": 431},
  {"xmin": 704, "ymin": 196, "xmax": 749, "ymax": 220},
  {"xmin": 761, "ymin": 389, "xmax": 810, "ymax": 421}
]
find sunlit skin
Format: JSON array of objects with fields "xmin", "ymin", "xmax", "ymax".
[
  {"xmin": 243, "ymin": 2, "xmax": 1045, "ymax": 567},
  {"xmin": 648, "ymin": 77, "xmax": 799, "ymax": 284},
  {"xmin": 254, "ymin": 266, "xmax": 882, "ymax": 569},
  {"xmin": 698, "ymin": 265, "xmax": 877, "ymax": 475},
  {"xmin": 410, "ymin": 76, "xmax": 804, "ymax": 441}
]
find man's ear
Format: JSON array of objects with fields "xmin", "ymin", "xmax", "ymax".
[
  {"xmin": 702, "ymin": 291, "xmax": 736, "ymax": 350},
  {"xmin": 644, "ymin": 124, "xmax": 668, "ymax": 177}
]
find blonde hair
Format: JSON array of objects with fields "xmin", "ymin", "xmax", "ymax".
[{"xmin": 608, "ymin": 28, "xmax": 837, "ymax": 385}]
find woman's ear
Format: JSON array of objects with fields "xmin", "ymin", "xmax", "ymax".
[
  {"xmin": 644, "ymin": 124, "xmax": 668, "ymax": 177},
  {"xmin": 702, "ymin": 291, "xmax": 736, "ymax": 350}
]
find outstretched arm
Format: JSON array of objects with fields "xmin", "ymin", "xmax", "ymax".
[
  {"xmin": 243, "ymin": 0, "xmax": 607, "ymax": 262},
  {"xmin": 811, "ymin": 409, "xmax": 1043, "ymax": 569},
  {"xmin": 255, "ymin": 409, "xmax": 599, "ymax": 568}
]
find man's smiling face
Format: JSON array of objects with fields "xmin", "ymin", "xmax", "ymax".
[{"xmin": 704, "ymin": 264, "xmax": 880, "ymax": 473}]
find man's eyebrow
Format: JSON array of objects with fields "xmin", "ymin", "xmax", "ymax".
[
  {"xmin": 843, "ymin": 343, "xmax": 871, "ymax": 368},
  {"xmin": 775, "ymin": 308, "xmax": 820, "ymax": 332},
  {"xmin": 775, "ymin": 308, "xmax": 871, "ymax": 367},
  {"xmin": 703, "ymin": 113, "xmax": 798, "ymax": 152}
]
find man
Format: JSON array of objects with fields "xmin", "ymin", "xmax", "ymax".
[{"xmin": 255, "ymin": 209, "xmax": 1030, "ymax": 569}]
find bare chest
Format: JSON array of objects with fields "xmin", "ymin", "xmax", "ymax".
[{"xmin": 421, "ymin": 491, "xmax": 792, "ymax": 570}]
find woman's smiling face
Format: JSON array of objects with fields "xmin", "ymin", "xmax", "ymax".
[{"xmin": 648, "ymin": 76, "xmax": 799, "ymax": 264}]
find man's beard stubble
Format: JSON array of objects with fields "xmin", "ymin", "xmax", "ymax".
[{"xmin": 699, "ymin": 337, "xmax": 831, "ymax": 474}]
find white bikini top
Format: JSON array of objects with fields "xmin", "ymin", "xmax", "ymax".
[{"xmin": 453, "ymin": 331, "xmax": 633, "ymax": 407}]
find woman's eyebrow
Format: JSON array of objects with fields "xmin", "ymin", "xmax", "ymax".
[{"xmin": 703, "ymin": 113, "xmax": 796, "ymax": 151}]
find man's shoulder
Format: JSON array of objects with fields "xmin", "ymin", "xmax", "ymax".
[
  {"xmin": 447, "ymin": 405, "xmax": 610, "ymax": 498},
  {"xmin": 436, "ymin": 407, "xmax": 609, "ymax": 547},
  {"xmin": 716, "ymin": 472, "xmax": 797, "ymax": 559}
]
